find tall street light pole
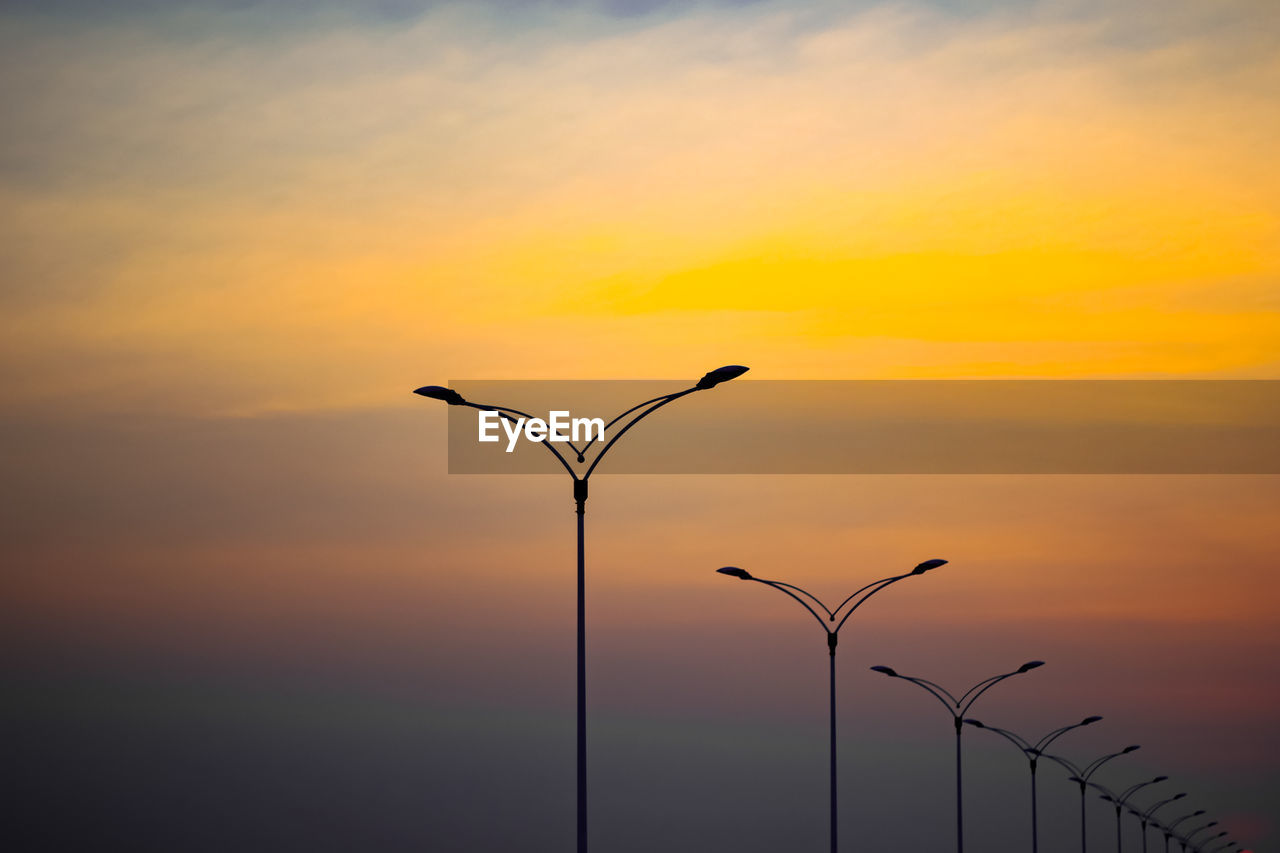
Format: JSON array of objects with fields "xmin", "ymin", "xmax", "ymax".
[
  {"xmin": 1085, "ymin": 776, "xmax": 1168, "ymax": 853},
  {"xmin": 716, "ymin": 559, "xmax": 946, "ymax": 853},
  {"xmin": 1129, "ymin": 792, "xmax": 1186, "ymax": 853},
  {"xmin": 964, "ymin": 715, "xmax": 1103, "ymax": 853},
  {"xmin": 414, "ymin": 365, "xmax": 748, "ymax": 853},
  {"xmin": 1155, "ymin": 811, "xmax": 1205, "ymax": 853},
  {"xmin": 869, "ymin": 660, "xmax": 1045, "ymax": 853},
  {"xmin": 1177, "ymin": 824, "xmax": 1222, "ymax": 853},
  {"xmin": 1042, "ymin": 746, "xmax": 1141, "ymax": 853}
]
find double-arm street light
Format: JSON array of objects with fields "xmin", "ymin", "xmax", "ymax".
[
  {"xmin": 415, "ymin": 365, "xmax": 748, "ymax": 853},
  {"xmin": 716, "ymin": 559, "xmax": 946, "ymax": 853},
  {"xmin": 1128, "ymin": 792, "xmax": 1186, "ymax": 853},
  {"xmin": 1154, "ymin": 811, "xmax": 1206, "ymax": 853},
  {"xmin": 869, "ymin": 660, "xmax": 1045, "ymax": 853},
  {"xmin": 1084, "ymin": 776, "xmax": 1168, "ymax": 852},
  {"xmin": 1177, "ymin": 824, "xmax": 1222, "ymax": 853},
  {"xmin": 1042, "ymin": 746, "xmax": 1140, "ymax": 853},
  {"xmin": 963, "ymin": 715, "xmax": 1102, "ymax": 853}
]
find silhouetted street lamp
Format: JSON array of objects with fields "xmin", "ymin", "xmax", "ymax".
[
  {"xmin": 1085, "ymin": 776, "xmax": 1167, "ymax": 852},
  {"xmin": 1177, "ymin": 821, "xmax": 1220, "ymax": 853},
  {"xmin": 1154, "ymin": 811, "xmax": 1205, "ymax": 853},
  {"xmin": 415, "ymin": 365, "xmax": 748, "ymax": 853},
  {"xmin": 964, "ymin": 715, "xmax": 1102, "ymax": 852},
  {"xmin": 1186, "ymin": 830, "xmax": 1228, "ymax": 853},
  {"xmin": 869, "ymin": 660, "xmax": 1044, "ymax": 853},
  {"xmin": 716, "ymin": 558, "xmax": 945, "ymax": 853},
  {"xmin": 1042, "ymin": 746, "xmax": 1140, "ymax": 853},
  {"xmin": 1128, "ymin": 792, "xmax": 1185, "ymax": 853}
]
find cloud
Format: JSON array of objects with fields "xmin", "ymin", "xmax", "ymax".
[{"xmin": 1, "ymin": 0, "xmax": 1277, "ymax": 415}]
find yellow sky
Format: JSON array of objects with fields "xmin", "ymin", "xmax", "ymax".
[{"xmin": 1, "ymin": 0, "xmax": 1277, "ymax": 418}]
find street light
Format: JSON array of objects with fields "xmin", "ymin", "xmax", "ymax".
[
  {"xmin": 1154, "ymin": 811, "xmax": 1205, "ymax": 853},
  {"xmin": 1177, "ymin": 824, "xmax": 1218, "ymax": 850},
  {"xmin": 1041, "ymin": 745, "xmax": 1140, "ymax": 853},
  {"xmin": 964, "ymin": 715, "xmax": 1102, "ymax": 853},
  {"xmin": 1128, "ymin": 792, "xmax": 1185, "ymax": 853},
  {"xmin": 869, "ymin": 660, "xmax": 1044, "ymax": 853},
  {"xmin": 1085, "ymin": 776, "xmax": 1168, "ymax": 852},
  {"xmin": 415, "ymin": 365, "xmax": 748, "ymax": 853},
  {"xmin": 1185, "ymin": 831, "xmax": 1228, "ymax": 853},
  {"xmin": 716, "ymin": 558, "xmax": 945, "ymax": 853}
]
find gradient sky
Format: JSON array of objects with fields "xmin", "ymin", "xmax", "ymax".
[{"xmin": 1, "ymin": 0, "xmax": 1277, "ymax": 850}]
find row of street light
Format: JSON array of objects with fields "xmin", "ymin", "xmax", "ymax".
[
  {"xmin": 717, "ymin": 563, "xmax": 1243, "ymax": 853},
  {"xmin": 415, "ymin": 367, "xmax": 1247, "ymax": 853}
]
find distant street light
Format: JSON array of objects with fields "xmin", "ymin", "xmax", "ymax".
[
  {"xmin": 964, "ymin": 715, "xmax": 1102, "ymax": 852},
  {"xmin": 716, "ymin": 558, "xmax": 945, "ymax": 853},
  {"xmin": 1154, "ymin": 811, "xmax": 1205, "ymax": 853},
  {"xmin": 1042, "ymin": 746, "xmax": 1140, "ymax": 853},
  {"xmin": 1176, "ymin": 821, "xmax": 1220, "ymax": 853},
  {"xmin": 869, "ymin": 660, "xmax": 1044, "ymax": 853},
  {"xmin": 1085, "ymin": 776, "xmax": 1168, "ymax": 852},
  {"xmin": 1128, "ymin": 792, "xmax": 1185, "ymax": 853},
  {"xmin": 415, "ymin": 365, "xmax": 748, "ymax": 853}
]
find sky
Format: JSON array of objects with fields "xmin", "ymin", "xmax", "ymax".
[{"xmin": 1, "ymin": 0, "xmax": 1277, "ymax": 850}]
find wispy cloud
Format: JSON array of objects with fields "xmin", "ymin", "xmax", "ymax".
[{"xmin": 1, "ymin": 0, "xmax": 1277, "ymax": 414}]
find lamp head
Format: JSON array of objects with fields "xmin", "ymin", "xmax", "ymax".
[
  {"xmin": 413, "ymin": 385, "xmax": 466, "ymax": 405},
  {"xmin": 1018, "ymin": 660, "xmax": 1046, "ymax": 673},
  {"xmin": 1151, "ymin": 775, "xmax": 1169, "ymax": 783},
  {"xmin": 912, "ymin": 558, "xmax": 947, "ymax": 574},
  {"xmin": 695, "ymin": 365, "xmax": 749, "ymax": 390},
  {"xmin": 1122, "ymin": 745, "xmax": 1141, "ymax": 754},
  {"xmin": 963, "ymin": 718, "xmax": 984, "ymax": 728},
  {"xmin": 1081, "ymin": 715, "xmax": 1103, "ymax": 725},
  {"xmin": 716, "ymin": 567, "xmax": 753, "ymax": 580},
  {"xmin": 870, "ymin": 665, "xmax": 898, "ymax": 677},
  {"xmin": 1171, "ymin": 793, "xmax": 1187, "ymax": 801}
]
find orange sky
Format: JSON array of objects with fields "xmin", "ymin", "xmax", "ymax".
[{"xmin": 1, "ymin": 0, "xmax": 1277, "ymax": 849}]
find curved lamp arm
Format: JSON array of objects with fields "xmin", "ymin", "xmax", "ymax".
[
  {"xmin": 958, "ymin": 661, "xmax": 1044, "ymax": 716},
  {"xmin": 869, "ymin": 668, "xmax": 959, "ymax": 715},
  {"xmin": 717, "ymin": 557, "xmax": 944, "ymax": 637},
  {"xmin": 1165, "ymin": 811, "xmax": 1207, "ymax": 835},
  {"xmin": 459, "ymin": 401, "xmax": 580, "ymax": 477},
  {"xmin": 1081, "ymin": 745, "xmax": 1141, "ymax": 781},
  {"xmin": 1041, "ymin": 752, "xmax": 1083, "ymax": 777},
  {"xmin": 963, "ymin": 719, "xmax": 1034, "ymax": 759},
  {"xmin": 585, "ymin": 364, "xmax": 749, "ymax": 479},
  {"xmin": 583, "ymin": 389, "xmax": 696, "ymax": 479},
  {"xmin": 1034, "ymin": 716, "xmax": 1103, "ymax": 754},
  {"xmin": 414, "ymin": 364, "xmax": 749, "ymax": 483},
  {"xmin": 1138, "ymin": 793, "xmax": 1186, "ymax": 823}
]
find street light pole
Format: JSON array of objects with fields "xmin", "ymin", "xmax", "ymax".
[
  {"xmin": 869, "ymin": 660, "xmax": 1045, "ymax": 853},
  {"xmin": 1178, "ymin": 824, "xmax": 1222, "ymax": 853},
  {"xmin": 716, "ymin": 558, "xmax": 946, "ymax": 853},
  {"xmin": 1086, "ymin": 776, "xmax": 1168, "ymax": 853},
  {"xmin": 964, "ymin": 716, "xmax": 1103, "ymax": 853},
  {"xmin": 1128, "ymin": 792, "xmax": 1185, "ymax": 853},
  {"xmin": 1042, "ymin": 746, "xmax": 1140, "ymax": 853},
  {"xmin": 415, "ymin": 365, "xmax": 748, "ymax": 853},
  {"xmin": 1155, "ymin": 811, "xmax": 1205, "ymax": 853}
]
